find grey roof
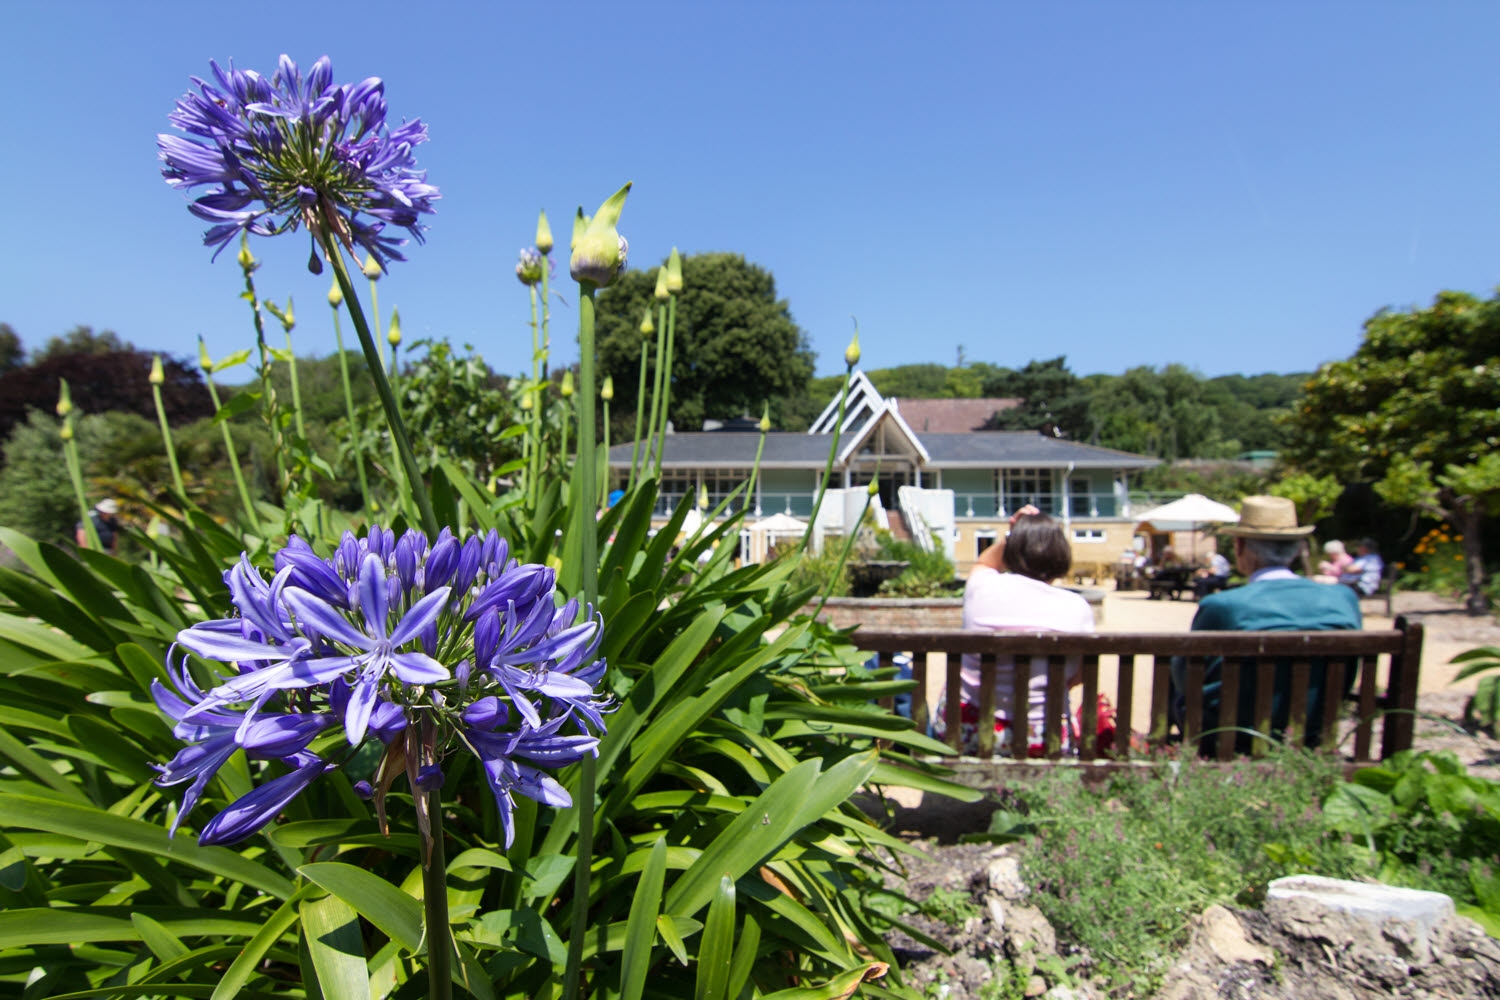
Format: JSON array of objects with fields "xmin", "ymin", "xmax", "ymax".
[
  {"xmin": 608, "ymin": 430, "xmax": 1157, "ymax": 470},
  {"xmin": 918, "ymin": 433, "xmax": 1159, "ymax": 469}
]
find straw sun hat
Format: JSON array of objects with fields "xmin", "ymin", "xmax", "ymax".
[{"xmin": 1220, "ymin": 495, "xmax": 1314, "ymax": 539}]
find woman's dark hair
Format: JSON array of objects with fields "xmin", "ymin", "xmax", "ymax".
[{"xmin": 1002, "ymin": 513, "xmax": 1073, "ymax": 582}]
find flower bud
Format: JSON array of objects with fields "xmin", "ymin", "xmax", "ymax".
[
  {"xmin": 520, "ymin": 391, "xmax": 534, "ymax": 411},
  {"xmin": 653, "ymin": 267, "xmax": 670, "ymax": 301},
  {"xmin": 516, "ymin": 247, "xmax": 544, "ymax": 286},
  {"xmin": 327, "ymin": 277, "xmax": 343, "ymax": 307},
  {"xmin": 198, "ymin": 336, "xmax": 214, "ymax": 372},
  {"xmin": 56, "ymin": 379, "xmax": 73, "ymax": 417},
  {"xmin": 560, "ymin": 370, "xmax": 575, "ymax": 398},
  {"xmin": 666, "ymin": 248, "xmax": 683, "ymax": 293},
  {"xmin": 844, "ymin": 326, "xmax": 861, "ymax": 368},
  {"xmin": 601, "ymin": 375, "xmax": 615, "ymax": 402},
  {"xmin": 698, "ymin": 483, "xmax": 710, "ymax": 509},
  {"xmin": 760, "ymin": 403, "xmax": 771, "ymax": 433},
  {"xmin": 361, "ymin": 254, "xmax": 383, "ymax": 280},
  {"xmin": 535, "ymin": 210, "xmax": 553, "ymax": 255},
  {"xmin": 639, "ymin": 306, "xmax": 655, "ymax": 336},
  {"xmin": 60, "ymin": 416, "xmax": 74, "ymax": 442},
  {"xmin": 387, "ymin": 308, "xmax": 402, "ymax": 347},
  {"xmin": 569, "ymin": 183, "xmax": 632, "ymax": 288},
  {"xmin": 868, "ymin": 479, "xmax": 879, "ymax": 497},
  {"xmin": 150, "ymin": 354, "xmax": 165, "ymax": 385},
  {"xmin": 236, "ymin": 234, "xmax": 258, "ymax": 274},
  {"xmin": 282, "ymin": 297, "xmax": 295, "ymax": 331}
]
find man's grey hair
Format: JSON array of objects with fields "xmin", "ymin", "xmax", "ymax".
[{"xmin": 1244, "ymin": 537, "xmax": 1302, "ymax": 568}]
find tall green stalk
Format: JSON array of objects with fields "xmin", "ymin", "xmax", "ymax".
[
  {"xmin": 527, "ymin": 285, "xmax": 544, "ymax": 511},
  {"xmin": 327, "ymin": 293, "xmax": 372, "ymax": 516},
  {"xmin": 600, "ymin": 377, "xmax": 613, "ymax": 509},
  {"xmin": 644, "ymin": 270, "xmax": 669, "ymax": 477},
  {"xmin": 746, "ymin": 403, "xmax": 770, "ymax": 516},
  {"xmin": 655, "ymin": 295, "xmax": 677, "ymax": 479},
  {"xmin": 201, "ymin": 369, "xmax": 260, "ymax": 530},
  {"xmin": 149, "ymin": 356, "xmax": 186, "ymax": 498},
  {"xmin": 56, "ymin": 383, "xmax": 100, "ymax": 551},
  {"xmin": 323, "ymin": 239, "xmax": 439, "ymax": 537},
  {"xmin": 802, "ymin": 361, "xmax": 856, "ymax": 551},
  {"xmin": 629, "ymin": 307, "xmax": 654, "ymax": 489},
  {"xmin": 562, "ymin": 285, "xmax": 601, "ymax": 1000},
  {"xmin": 814, "ymin": 481, "xmax": 878, "ymax": 617},
  {"xmin": 238, "ymin": 242, "xmax": 287, "ymax": 493}
]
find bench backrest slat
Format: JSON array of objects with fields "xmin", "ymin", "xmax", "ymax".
[{"xmin": 852, "ymin": 621, "xmax": 1423, "ymax": 763}]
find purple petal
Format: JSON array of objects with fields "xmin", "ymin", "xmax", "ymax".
[
  {"xmin": 389, "ymin": 586, "xmax": 451, "ymax": 647},
  {"xmin": 343, "ymin": 675, "xmax": 381, "ymax": 744},
  {"xmin": 283, "ymin": 588, "xmax": 371, "ymax": 649},
  {"xmin": 197, "ymin": 753, "xmax": 331, "ymax": 846},
  {"xmin": 389, "ymin": 651, "xmax": 448, "ymax": 685},
  {"xmin": 358, "ymin": 554, "xmax": 388, "ymax": 639}
]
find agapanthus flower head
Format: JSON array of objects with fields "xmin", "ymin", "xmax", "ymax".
[
  {"xmin": 654, "ymin": 265, "xmax": 670, "ymax": 302},
  {"xmin": 158, "ymin": 527, "xmax": 609, "ymax": 848},
  {"xmin": 158, "ymin": 55, "xmax": 439, "ymax": 271},
  {"xmin": 150, "ymin": 355, "xmax": 166, "ymax": 385},
  {"xmin": 327, "ymin": 276, "xmax": 344, "ymax": 307},
  {"xmin": 569, "ymin": 183, "xmax": 631, "ymax": 288},
  {"xmin": 601, "ymin": 375, "xmax": 614, "ymax": 402},
  {"xmin": 845, "ymin": 321, "xmax": 861, "ymax": 368},
  {"xmin": 639, "ymin": 306, "xmax": 655, "ymax": 336},
  {"xmin": 56, "ymin": 379, "xmax": 73, "ymax": 417},
  {"xmin": 516, "ymin": 247, "xmax": 544, "ymax": 287},
  {"xmin": 665, "ymin": 248, "xmax": 683, "ymax": 293},
  {"xmin": 387, "ymin": 308, "xmax": 402, "ymax": 346}
]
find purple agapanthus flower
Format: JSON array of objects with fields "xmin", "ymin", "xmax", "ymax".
[
  {"xmin": 158, "ymin": 55, "xmax": 439, "ymax": 270},
  {"xmin": 156, "ymin": 527, "xmax": 609, "ymax": 848}
]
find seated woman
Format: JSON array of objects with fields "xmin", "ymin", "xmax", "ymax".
[
  {"xmin": 936, "ymin": 506, "xmax": 1098, "ymax": 756},
  {"xmin": 1314, "ymin": 539, "xmax": 1354, "ymax": 584}
]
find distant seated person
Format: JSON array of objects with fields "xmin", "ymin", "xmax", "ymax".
[
  {"xmin": 1192, "ymin": 550, "xmax": 1231, "ymax": 599},
  {"xmin": 1338, "ymin": 538, "xmax": 1384, "ymax": 597},
  {"xmin": 935, "ymin": 505, "xmax": 1098, "ymax": 756},
  {"xmin": 1315, "ymin": 539, "xmax": 1354, "ymax": 583},
  {"xmin": 75, "ymin": 498, "xmax": 121, "ymax": 555},
  {"xmin": 1171, "ymin": 496, "xmax": 1361, "ymax": 752}
]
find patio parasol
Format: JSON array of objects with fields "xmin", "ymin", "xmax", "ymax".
[{"xmin": 1132, "ymin": 493, "xmax": 1239, "ymax": 563}]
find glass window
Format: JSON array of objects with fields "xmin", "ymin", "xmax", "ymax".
[
  {"xmin": 705, "ymin": 468, "xmax": 751, "ymax": 513},
  {"xmin": 1003, "ymin": 468, "xmax": 1054, "ymax": 514}
]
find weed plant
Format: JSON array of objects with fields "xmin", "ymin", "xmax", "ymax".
[{"xmin": 1010, "ymin": 751, "xmax": 1356, "ymax": 994}]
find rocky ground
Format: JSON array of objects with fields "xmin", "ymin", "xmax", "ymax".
[{"xmin": 879, "ymin": 591, "xmax": 1500, "ymax": 999}]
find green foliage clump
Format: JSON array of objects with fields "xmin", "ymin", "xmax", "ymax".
[
  {"xmin": 876, "ymin": 533, "xmax": 959, "ymax": 598},
  {"xmin": 0, "ymin": 409, "xmax": 148, "ymax": 542},
  {"xmin": 1012, "ymin": 753, "xmax": 1353, "ymax": 993}
]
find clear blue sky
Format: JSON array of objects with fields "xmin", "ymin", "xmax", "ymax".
[{"xmin": 5, "ymin": 1, "xmax": 1499, "ymax": 382}]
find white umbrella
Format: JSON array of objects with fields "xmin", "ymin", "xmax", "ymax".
[{"xmin": 1133, "ymin": 493, "xmax": 1239, "ymax": 562}]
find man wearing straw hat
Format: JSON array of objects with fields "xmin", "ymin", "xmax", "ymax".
[{"xmin": 1171, "ymin": 496, "xmax": 1360, "ymax": 751}]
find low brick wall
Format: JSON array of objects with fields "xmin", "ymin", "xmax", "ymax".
[
  {"xmin": 805, "ymin": 598, "xmax": 964, "ymax": 630},
  {"xmin": 805, "ymin": 588, "xmax": 1107, "ymax": 630}
]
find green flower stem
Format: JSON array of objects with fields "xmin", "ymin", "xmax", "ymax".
[
  {"xmin": 559, "ymin": 395, "xmax": 570, "ymax": 471},
  {"xmin": 203, "ymin": 378, "xmax": 260, "ymax": 529},
  {"xmin": 601, "ymin": 398, "xmax": 611, "ymax": 510},
  {"xmin": 527, "ymin": 285, "xmax": 544, "ymax": 511},
  {"xmin": 62, "ymin": 420, "xmax": 100, "ymax": 551},
  {"xmin": 802, "ymin": 364, "xmax": 855, "ymax": 551},
  {"xmin": 242, "ymin": 269, "xmax": 287, "ymax": 492},
  {"xmin": 746, "ymin": 419, "xmax": 768, "ymax": 515},
  {"xmin": 285, "ymin": 331, "xmax": 308, "ymax": 443},
  {"xmin": 562, "ymin": 285, "xmax": 601, "ymax": 1000},
  {"xmin": 654, "ymin": 296, "xmax": 678, "ymax": 479},
  {"xmin": 330, "ymin": 307, "xmax": 372, "ymax": 516},
  {"xmin": 629, "ymin": 334, "xmax": 650, "ymax": 490},
  {"xmin": 814, "ymin": 485, "xmax": 877, "ymax": 618},
  {"xmin": 644, "ymin": 302, "xmax": 667, "ymax": 477},
  {"xmin": 151, "ymin": 382, "xmax": 186, "ymax": 498},
  {"xmin": 421, "ymin": 787, "xmax": 452, "ymax": 1000},
  {"xmin": 367, "ymin": 271, "xmax": 409, "ymax": 512},
  {"xmin": 537, "ymin": 257, "xmax": 554, "ymax": 508},
  {"xmin": 325, "ymin": 241, "xmax": 439, "ymax": 537}
]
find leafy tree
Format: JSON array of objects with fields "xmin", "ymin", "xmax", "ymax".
[
  {"xmin": 0, "ymin": 410, "xmax": 146, "ymax": 543},
  {"xmin": 0, "ymin": 323, "xmax": 22, "ymax": 374},
  {"xmin": 31, "ymin": 325, "xmax": 134, "ymax": 363},
  {"xmin": 983, "ymin": 356, "xmax": 1091, "ymax": 436},
  {"xmin": 595, "ymin": 253, "xmax": 815, "ymax": 433},
  {"xmin": 1269, "ymin": 472, "xmax": 1343, "ymax": 531},
  {"xmin": 1281, "ymin": 290, "xmax": 1500, "ymax": 612},
  {"xmin": 347, "ymin": 339, "xmax": 519, "ymax": 486},
  {"xmin": 1080, "ymin": 364, "xmax": 1231, "ymax": 459},
  {"xmin": 0, "ymin": 347, "xmax": 213, "ymax": 459}
]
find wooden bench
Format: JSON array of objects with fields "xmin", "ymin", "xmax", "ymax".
[{"xmin": 853, "ymin": 620, "xmax": 1423, "ymax": 764}]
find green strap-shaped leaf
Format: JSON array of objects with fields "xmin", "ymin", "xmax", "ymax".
[
  {"xmin": 299, "ymin": 861, "xmax": 423, "ymax": 953},
  {"xmin": 0, "ymin": 729, "xmax": 91, "ymax": 803},
  {"xmin": 212, "ymin": 889, "xmax": 311, "ymax": 1000},
  {"xmin": 758, "ymin": 962, "xmax": 890, "ymax": 1000},
  {"xmin": 696, "ymin": 874, "xmax": 737, "ymax": 1000},
  {"xmin": 725, "ymin": 912, "xmax": 761, "ymax": 1000},
  {"xmin": 0, "ymin": 793, "xmax": 294, "ymax": 898},
  {"xmin": 130, "ymin": 912, "xmax": 189, "ymax": 962},
  {"xmin": 0, "ymin": 907, "xmax": 266, "ymax": 948},
  {"xmin": 300, "ymin": 893, "xmax": 371, "ymax": 1000},
  {"xmin": 620, "ymin": 837, "xmax": 667, "ymax": 1000}
]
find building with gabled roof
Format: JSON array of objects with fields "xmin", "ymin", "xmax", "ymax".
[{"xmin": 607, "ymin": 371, "xmax": 1158, "ymax": 571}]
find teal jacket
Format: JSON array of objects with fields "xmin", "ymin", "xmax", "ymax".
[{"xmin": 1174, "ymin": 577, "xmax": 1362, "ymax": 750}]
